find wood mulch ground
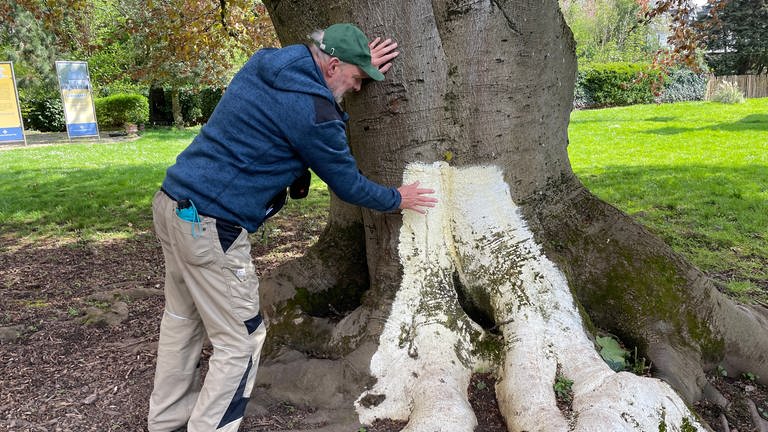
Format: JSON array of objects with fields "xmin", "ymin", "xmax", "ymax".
[{"xmin": 1, "ymin": 219, "xmax": 766, "ymax": 431}]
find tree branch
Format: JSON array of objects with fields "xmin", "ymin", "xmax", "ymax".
[{"xmin": 219, "ymin": 0, "xmax": 239, "ymax": 37}]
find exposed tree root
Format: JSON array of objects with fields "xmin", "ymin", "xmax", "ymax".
[
  {"xmin": 747, "ymin": 398, "xmax": 768, "ymax": 432},
  {"xmin": 356, "ymin": 163, "xmax": 706, "ymax": 431},
  {"xmin": 719, "ymin": 413, "xmax": 730, "ymax": 432},
  {"xmin": 528, "ymin": 176, "xmax": 768, "ymax": 404}
]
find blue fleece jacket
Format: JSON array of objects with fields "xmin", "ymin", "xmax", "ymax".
[{"xmin": 161, "ymin": 44, "xmax": 401, "ymax": 232}]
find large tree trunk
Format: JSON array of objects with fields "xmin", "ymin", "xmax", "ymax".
[
  {"xmin": 254, "ymin": 1, "xmax": 768, "ymax": 430},
  {"xmin": 170, "ymin": 87, "xmax": 184, "ymax": 128}
]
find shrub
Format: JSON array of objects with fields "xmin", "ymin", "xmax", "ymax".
[
  {"xmin": 198, "ymin": 88, "xmax": 224, "ymax": 123},
  {"xmin": 710, "ymin": 80, "xmax": 745, "ymax": 104},
  {"xmin": 657, "ymin": 68, "xmax": 708, "ymax": 103},
  {"xmin": 149, "ymin": 87, "xmax": 224, "ymax": 126},
  {"xmin": 180, "ymin": 88, "xmax": 224, "ymax": 125},
  {"xmin": 573, "ymin": 70, "xmax": 595, "ymax": 109},
  {"xmin": 580, "ymin": 62, "xmax": 663, "ymax": 107},
  {"xmin": 22, "ymin": 95, "xmax": 66, "ymax": 132},
  {"xmin": 95, "ymin": 93, "xmax": 149, "ymax": 128},
  {"xmin": 95, "ymin": 80, "xmax": 146, "ymax": 98}
]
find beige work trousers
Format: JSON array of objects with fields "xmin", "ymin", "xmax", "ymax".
[{"xmin": 148, "ymin": 191, "xmax": 266, "ymax": 432}]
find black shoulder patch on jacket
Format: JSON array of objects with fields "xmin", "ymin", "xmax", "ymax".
[{"xmin": 313, "ymin": 95, "xmax": 343, "ymax": 124}]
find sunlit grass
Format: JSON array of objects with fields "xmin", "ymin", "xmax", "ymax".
[
  {"xmin": 568, "ymin": 98, "xmax": 768, "ymax": 301},
  {"xmin": 0, "ymin": 127, "xmax": 330, "ymax": 242},
  {"xmin": 0, "ymin": 128, "xmax": 197, "ymax": 239}
]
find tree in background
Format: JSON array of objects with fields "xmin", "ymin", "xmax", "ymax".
[
  {"xmin": 560, "ymin": 0, "xmax": 665, "ymax": 63},
  {"xmin": 0, "ymin": 1, "xmax": 82, "ymax": 131},
  {"xmin": 697, "ymin": 0, "xmax": 768, "ymax": 74},
  {"xmin": 1, "ymin": 3, "xmax": 62, "ymax": 92},
  {"xmin": 2, "ymin": 0, "xmax": 138, "ymax": 96},
  {"xmin": 117, "ymin": 0, "xmax": 277, "ymax": 126},
  {"xmin": 2, "ymin": 0, "xmax": 278, "ymax": 127}
]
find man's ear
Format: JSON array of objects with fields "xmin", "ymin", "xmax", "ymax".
[{"xmin": 326, "ymin": 57, "xmax": 341, "ymax": 76}]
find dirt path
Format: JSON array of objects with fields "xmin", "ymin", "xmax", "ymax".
[{"xmin": 0, "ymin": 131, "xmax": 138, "ymax": 151}]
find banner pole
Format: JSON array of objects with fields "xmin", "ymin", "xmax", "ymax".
[
  {"xmin": 55, "ymin": 60, "xmax": 99, "ymax": 141},
  {"xmin": 0, "ymin": 61, "xmax": 27, "ymax": 146}
]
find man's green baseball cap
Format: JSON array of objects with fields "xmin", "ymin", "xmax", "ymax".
[{"xmin": 316, "ymin": 23, "xmax": 385, "ymax": 81}]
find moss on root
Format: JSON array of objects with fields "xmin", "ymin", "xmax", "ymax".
[
  {"xmin": 292, "ymin": 282, "xmax": 365, "ymax": 318},
  {"xmin": 534, "ymin": 185, "xmax": 726, "ymax": 367},
  {"xmin": 590, "ymin": 246, "xmax": 724, "ymax": 362},
  {"xmin": 470, "ymin": 332, "xmax": 505, "ymax": 365},
  {"xmin": 263, "ymin": 221, "xmax": 369, "ymax": 357},
  {"xmin": 265, "ymin": 305, "xmax": 335, "ymax": 356}
]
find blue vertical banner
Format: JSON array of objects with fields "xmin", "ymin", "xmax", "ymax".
[
  {"xmin": 0, "ymin": 62, "xmax": 26, "ymax": 144},
  {"xmin": 55, "ymin": 61, "xmax": 99, "ymax": 139}
]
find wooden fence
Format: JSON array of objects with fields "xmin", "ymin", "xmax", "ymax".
[{"xmin": 705, "ymin": 74, "xmax": 768, "ymax": 99}]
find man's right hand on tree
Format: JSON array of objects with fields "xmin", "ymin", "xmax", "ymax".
[{"xmin": 398, "ymin": 181, "xmax": 437, "ymax": 214}]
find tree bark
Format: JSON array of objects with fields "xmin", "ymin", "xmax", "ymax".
[
  {"xmin": 254, "ymin": 1, "xmax": 768, "ymax": 430},
  {"xmin": 170, "ymin": 87, "xmax": 184, "ymax": 128}
]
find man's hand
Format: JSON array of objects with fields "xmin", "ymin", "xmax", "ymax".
[
  {"xmin": 369, "ymin": 37, "xmax": 399, "ymax": 74},
  {"xmin": 398, "ymin": 181, "xmax": 438, "ymax": 214}
]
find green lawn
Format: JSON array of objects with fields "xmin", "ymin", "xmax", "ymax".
[
  {"xmin": 0, "ymin": 128, "xmax": 196, "ymax": 240},
  {"xmin": 568, "ymin": 98, "xmax": 768, "ymax": 301},
  {"xmin": 0, "ymin": 127, "xmax": 329, "ymax": 241},
  {"xmin": 1, "ymin": 99, "xmax": 765, "ymax": 301}
]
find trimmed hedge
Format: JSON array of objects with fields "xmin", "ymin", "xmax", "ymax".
[
  {"xmin": 94, "ymin": 93, "xmax": 149, "ymax": 128},
  {"xmin": 22, "ymin": 95, "xmax": 66, "ymax": 132},
  {"xmin": 579, "ymin": 62, "xmax": 664, "ymax": 107}
]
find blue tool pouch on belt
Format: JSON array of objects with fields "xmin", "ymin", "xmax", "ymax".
[
  {"xmin": 176, "ymin": 199, "xmax": 199, "ymax": 222},
  {"xmin": 175, "ymin": 199, "xmax": 204, "ymax": 238}
]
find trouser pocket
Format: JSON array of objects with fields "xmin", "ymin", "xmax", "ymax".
[
  {"xmin": 225, "ymin": 263, "xmax": 261, "ymax": 333},
  {"xmin": 216, "ymin": 219, "xmax": 243, "ymax": 253},
  {"xmin": 171, "ymin": 213, "xmax": 216, "ymax": 266},
  {"xmin": 220, "ymin": 229, "xmax": 260, "ymax": 330}
]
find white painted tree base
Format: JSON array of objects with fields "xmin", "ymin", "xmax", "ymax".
[{"xmin": 355, "ymin": 163, "xmax": 705, "ymax": 432}]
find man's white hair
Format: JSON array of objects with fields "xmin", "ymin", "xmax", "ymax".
[
  {"xmin": 308, "ymin": 29, "xmax": 324, "ymax": 45},
  {"xmin": 308, "ymin": 30, "xmax": 334, "ymax": 63}
]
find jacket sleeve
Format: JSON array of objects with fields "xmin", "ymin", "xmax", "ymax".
[{"xmin": 284, "ymin": 95, "xmax": 401, "ymax": 212}]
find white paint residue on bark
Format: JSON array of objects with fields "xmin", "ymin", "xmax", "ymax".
[
  {"xmin": 355, "ymin": 162, "xmax": 479, "ymax": 431},
  {"xmin": 355, "ymin": 163, "xmax": 705, "ymax": 432}
]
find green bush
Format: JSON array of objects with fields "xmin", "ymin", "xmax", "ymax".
[
  {"xmin": 657, "ymin": 68, "xmax": 708, "ymax": 103},
  {"xmin": 710, "ymin": 80, "xmax": 745, "ymax": 104},
  {"xmin": 95, "ymin": 80, "xmax": 147, "ymax": 98},
  {"xmin": 573, "ymin": 70, "xmax": 596, "ymax": 109},
  {"xmin": 149, "ymin": 87, "xmax": 224, "ymax": 126},
  {"xmin": 95, "ymin": 93, "xmax": 149, "ymax": 128},
  {"xmin": 580, "ymin": 62, "xmax": 664, "ymax": 107},
  {"xmin": 22, "ymin": 95, "xmax": 66, "ymax": 132},
  {"xmin": 180, "ymin": 88, "xmax": 224, "ymax": 125}
]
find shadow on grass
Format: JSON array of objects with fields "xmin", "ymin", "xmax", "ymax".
[
  {"xmin": 578, "ymin": 163, "xmax": 767, "ymax": 291},
  {"xmin": 0, "ymin": 162, "xmax": 331, "ymax": 239},
  {"xmin": 714, "ymin": 114, "xmax": 768, "ymax": 131},
  {"xmin": 0, "ymin": 164, "xmax": 169, "ymax": 237},
  {"xmin": 578, "ymin": 163, "xmax": 767, "ymax": 257},
  {"xmin": 644, "ymin": 116, "xmax": 677, "ymax": 122},
  {"xmin": 579, "ymin": 163, "xmax": 767, "ymax": 219},
  {"xmin": 642, "ymin": 114, "xmax": 768, "ymax": 135}
]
